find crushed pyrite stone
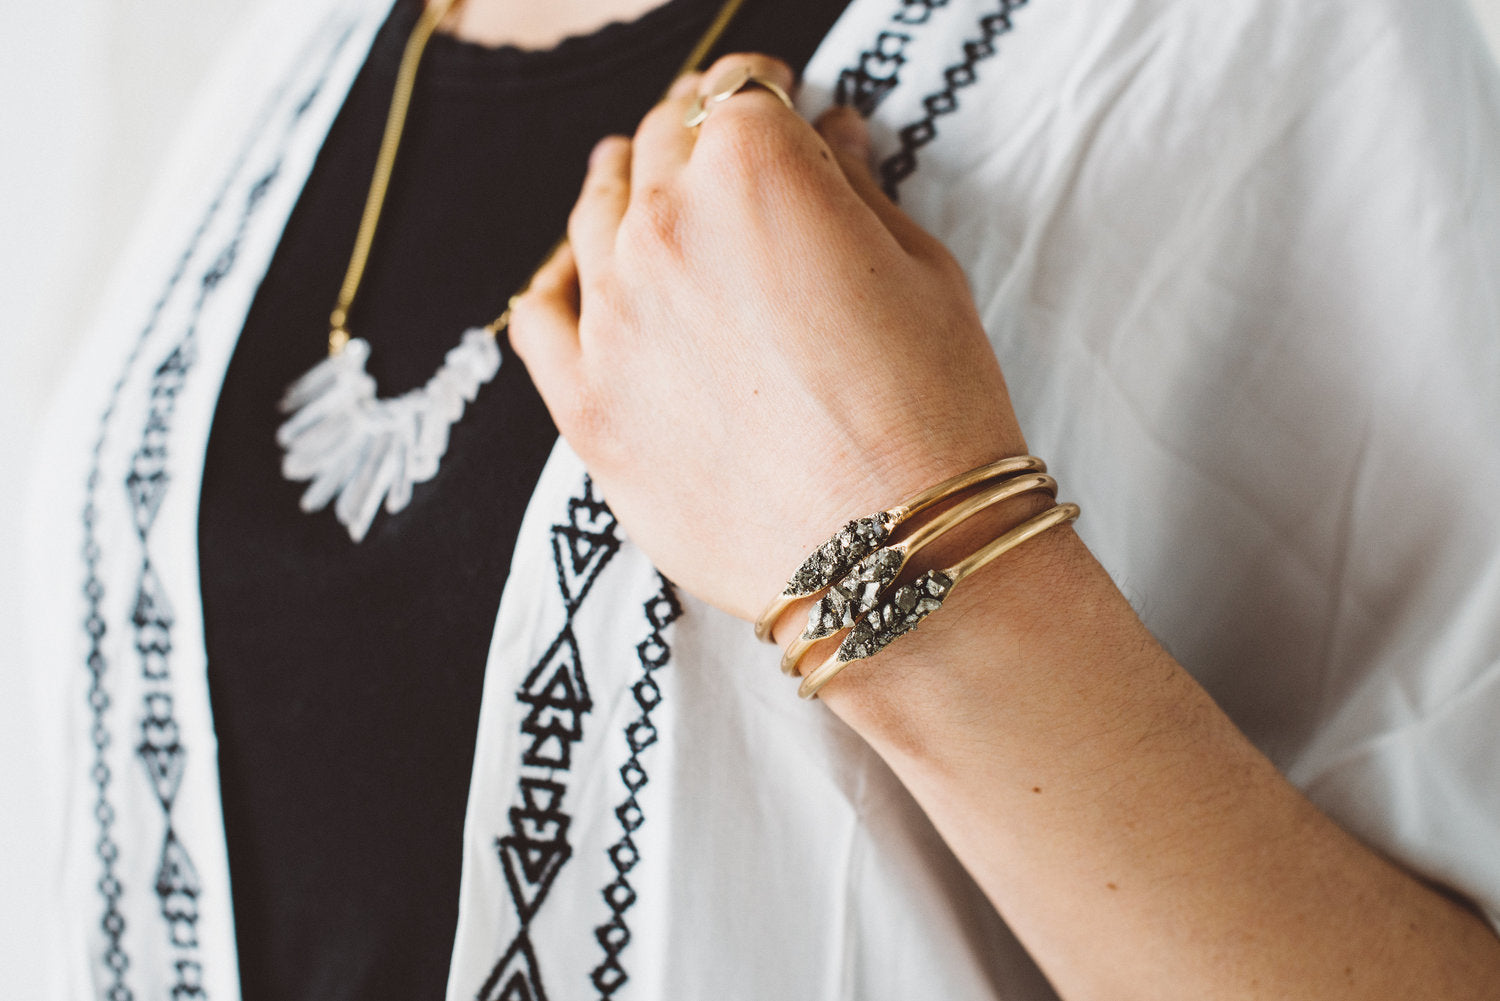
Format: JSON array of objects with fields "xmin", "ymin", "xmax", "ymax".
[
  {"xmin": 837, "ymin": 570, "xmax": 954, "ymax": 662},
  {"xmin": 802, "ymin": 547, "xmax": 904, "ymax": 640},
  {"xmin": 783, "ymin": 513, "xmax": 892, "ymax": 597}
]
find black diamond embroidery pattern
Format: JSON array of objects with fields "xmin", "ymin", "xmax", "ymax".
[
  {"xmin": 77, "ymin": 19, "xmax": 356, "ymax": 999},
  {"xmin": 590, "ymin": 577, "xmax": 682, "ymax": 999}
]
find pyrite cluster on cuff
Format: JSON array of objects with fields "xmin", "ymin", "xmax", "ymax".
[{"xmin": 755, "ymin": 455, "xmax": 1080, "ymax": 700}]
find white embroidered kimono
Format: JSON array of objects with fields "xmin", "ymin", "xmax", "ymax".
[{"xmin": 24, "ymin": 0, "xmax": 1500, "ymax": 998}]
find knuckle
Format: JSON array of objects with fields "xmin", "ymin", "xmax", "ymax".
[
  {"xmin": 504, "ymin": 294, "xmax": 545, "ymax": 355},
  {"xmin": 703, "ymin": 52, "xmax": 793, "ymax": 90},
  {"xmin": 933, "ymin": 248, "xmax": 974, "ymax": 294},
  {"xmin": 506, "ymin": 290, "xmax": 537, "ymax": 333},
  {"xmin": 554, "ymin": 382, "xmax": 617, "ymax": 461},
  {"xmin": 579, "ymin": 176, "xmax": 625, "ymax": 211},
  {"xmin": 696, "ymin": 112, "xmax": 812, "ymax": 190},
  {"xmin": 569, "ymin": 179, "xmax": 622, "ymax": 230},
  {"xmin": 565, "ymin": 201, "xmax": 591, "ymax": 242},
  {"xmin": 637, "ymin": 93, "xmax": 686, "ymax": 139},
  {"xmin": 620, "ymin": 184, "xmax": 687, "ymax": 259}
]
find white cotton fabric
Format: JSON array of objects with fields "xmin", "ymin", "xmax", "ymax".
[{"xmin": 21, "ymin": 0, "xmax": 1500, "ymax": 998}]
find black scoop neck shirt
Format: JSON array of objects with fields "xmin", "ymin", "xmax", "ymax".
[{"xmin": 197, "ymin": 1, "xmax": 851, "ymax": 998}]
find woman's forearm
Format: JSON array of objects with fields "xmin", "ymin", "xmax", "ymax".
[
  {"xmin": 511, "ymin": 49, "xmax": 1500, "ymax": 998},
  {"xmin": 805, "ymin": 524, "xmax": 1500, "ymax": 1000}
]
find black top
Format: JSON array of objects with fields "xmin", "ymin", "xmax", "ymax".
[{"xmin": 197, "ymin": 1, "xmax": 851, "ymax": 998}]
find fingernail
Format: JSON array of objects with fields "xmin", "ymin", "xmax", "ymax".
[{"xmin": 669, "ymin": 72, "xmax": 701, "ymax": 98}]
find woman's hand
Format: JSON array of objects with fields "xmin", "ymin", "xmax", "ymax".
[
  {"xmin": 509, "ymin": 53, "xmax": 1030, "ymax": 621},
  {"xmin": 514, "ymin": 53, "xmax": 1500, "ymax": 1001}
]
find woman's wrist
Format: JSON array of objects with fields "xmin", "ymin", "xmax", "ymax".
[
  {"xmin": 795, "ymin": 520, "xmax": 1500, "ymax": 999},
  {"xmin": 780, "ymin": 496, "xmax": 1127, "ymax": 760}
]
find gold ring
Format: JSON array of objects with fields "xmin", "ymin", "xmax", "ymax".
[{"xmin": 683, "ymin": 66, "xmax": 795, "ymax": 128}]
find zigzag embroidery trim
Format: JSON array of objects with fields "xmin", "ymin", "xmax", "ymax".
[
  {"xmin": 590, "ymin": 576, "xmax": 682, "ymax": 998},
  {"xmin": 835, "ymin": 0, "xmax": 956, "ymax": 116},
  {"xmin": 878, "ymin": 0, "xmax": 1030, "ymax": 200}
]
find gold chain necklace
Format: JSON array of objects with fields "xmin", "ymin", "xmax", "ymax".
[{"xmin": 277, "ymin": 0, "xmax": 750, "ymax": 541}]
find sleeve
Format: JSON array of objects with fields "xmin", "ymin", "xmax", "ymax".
[{"xmin": 837, "ymin": 0, "xmax": 1500, "ymax": 927}]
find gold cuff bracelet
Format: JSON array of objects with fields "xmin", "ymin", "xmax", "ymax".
[
  {"xmin": 753, "ymin": 455, "xmax": 1046, "ymax": 643},
  {"xmin": 778, "ymin": 471, "xmax": 1058, "ymax": 676},
  {"xmin": 796, "ymin": 502, "xmax": 1081, "ymax": 700}
]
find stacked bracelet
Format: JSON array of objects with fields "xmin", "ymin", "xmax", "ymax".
[
  {"xmin": 756, "ymin": 455, "xmax": 1080, "ymax": 700},
  {"xmin": 796, "ymin": 502, "xmax": 1079, "ymax": 699},
  {"xmin": 778, "ymin": 471, "xmax": 1058, "ymax": 675},
  {"xmin": 752, "ymin": 455, "xmax": 1047, "ymax": 642}
]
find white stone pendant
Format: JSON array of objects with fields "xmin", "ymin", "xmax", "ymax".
[{"xmin": 276, "ymin": 327, "xmax": 502, "ymax": 542}]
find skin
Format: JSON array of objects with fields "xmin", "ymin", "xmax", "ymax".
[
  {"xmin": 442, "ymin": 0, "xmax": 669, "ymax": 48},
  {"xmin": 438, "ymin": 2, "xmax": 1500, "ymax": 994}
]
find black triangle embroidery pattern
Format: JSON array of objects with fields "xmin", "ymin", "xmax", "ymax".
[
  {"xmin": 518, "ymin": 631, "xmax": 592, "ymax": 750},
  {"xmin": 550, "ymin": 489, "xmax": 620, "ymax": 612},
  {"xmin": 75, "ymin": 19, "xmax": 362, "ymax": 999},
  {"xmin": 132, "ymin": 563, "xmax": 175, "ymax": 681},
  {"xmin": 497, "ymin": 779, "xmax": 573, "ymax": 926},
  {"xmin": 477, "ymin": 934, "xmax": 550, "ymax": 1001},
  {"xmin": 138, "ymin": 688, "xmax": 187, "ymax": 811},
  {"xmin": 155, "ymin": 830, "xmax": 203, "ymax": 950},
  {"xmin": 482, "ymin": 476, "xmax": 621, "ymax": 1000}
]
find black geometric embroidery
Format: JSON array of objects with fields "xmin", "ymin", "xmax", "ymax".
[
  {"xmin": 590, "ymin": 577, "xmax": 682, "ymax": 999},
  {"xmin": 878, "ymin": 0, "xmax": 1029, "ymax": 200},
  {"xmin": 482, "ymin": 477, "xmax": 620, "ymax": 1001},
  {"xmin": 551, "ymin": 491, "xmax": 621, "ymax": 612},
  {"xmin": 125, "ymin": 422, "xmax": 171, "ymax": 540},
  {"xmin": 172, "ymin": 960, "xmax": 206, "ymax": 1001},
  {"xmin": 498, "ymin": 779, "xmax": 573, "ymax": 925},
  {"xmin": 837, "ymin": 30, "xmax": 914, "ymax": 116},
  {"xmin": 132, "ymin": 564, "xmax": 175, "ymax": 681},
  {"xmin": 834, "ymin": 0, "xmax": 963, "ymax": 121},
  {"xmin": 155, "ymin": 831, "xmax": 203, "ymax": 950},
  {"xmin": 246, "ymin": 167, "xmax": 281, "ymax": 210},
  {"xmin": 894, "ymin": 0, "xmax": 954, "ymax": 25},
  {"xmin": 78, "ymin": 18, "xmax": 356, "ymax": 998},
  {"xmin": 477, "ymin": 935, "xmax": 550, "ymax": 1001},
  {"xmin": 129, "ymin": 291, "xmax": 212, "ymax": 999},
  {"xmin": 138, "ymin": 693, "xmax": 185, "ymax": 809},
  {"xmin": 518, "ymin": 631, "xmax": 591, "ymax": 748}
]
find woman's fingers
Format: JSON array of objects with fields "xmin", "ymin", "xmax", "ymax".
[
  {"xmin": 814, "ymin": 105, "xmax": 939, "ymax": 257},
  {"xmin": 508, "ymin": 240, "xmax": 583, "ymax": 417},
  {"xmin": 690, "ymin": 53, "xmax": 797, "ymax": 132},
  {"xmin": 631, "ymin": 54, "xmax": 799, "ymax": 193},
  {"xmin": 629, "ymin": 73, "xmax": 702, "ymax": 195},
  {"xmin": 568, "ymin": 135, "xmax": 632, "ymax": 278}
]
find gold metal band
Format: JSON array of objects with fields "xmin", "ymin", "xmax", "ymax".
[
  {"xmin": 683, "ymin": 66, "xmax": 796, "ymax": 128},
  {"xmin": 796, "ymin": 502, "xmax": 1081, "ymax": 700},
  {"xmin": 778, "ymin": 472, "xmax": 1057, "ymax": 675},
  {"xmin": 329, "ymin": 0, "xmax": 462, "ymax": 355},
  {"xmin": 753, "ymin": 455, "xmax": 1047, "ymax": 642}
]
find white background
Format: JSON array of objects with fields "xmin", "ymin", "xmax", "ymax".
[{"xmin": 3, "ymin": 0, "xmax": 1499, "ymax": 994}]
